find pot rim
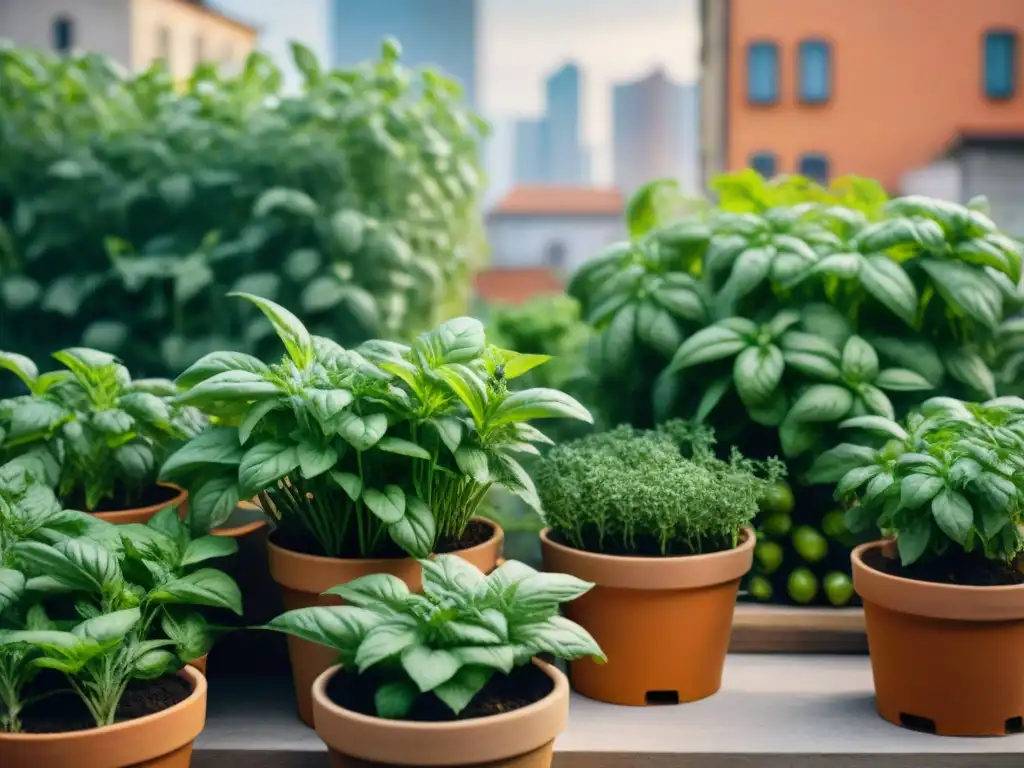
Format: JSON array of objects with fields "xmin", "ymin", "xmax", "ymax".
[
  {"xmin": 0, "ymin": 664, "xmax": 205, "ymax": 743},
  {"xmin": 539, "ymin": 525, "xmax": 755, "ymax": 590},
  {"xmin": 851, "ymin": 539, "xmax": 1024, "ymax": 622},
  {"xmin": 90, "ymin": 482, "xmax": 187, "ymax": 522},
  {"xmin": 311, "ymin": 658, "xmax": 567, "ymax": 766}
]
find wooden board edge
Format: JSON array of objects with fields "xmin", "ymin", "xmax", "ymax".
[{"xmin": 730, "ymin": 603, "xmax": 868, "ymax": 654}]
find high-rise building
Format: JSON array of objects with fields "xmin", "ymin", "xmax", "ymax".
[
  {"xmin": 543, "ymin": 63, "xmax": 588, "ymax": 184},
  {"xmin": 513, "ymin": 118, "xmax": 548, "ymax": 184},
  {"xmin": 613, "ymin": 69, "xmax": 700, "ymax": 196},
  {"xmin": 328, "ymin": 0, "xmax": 478, "ymax": 107}
]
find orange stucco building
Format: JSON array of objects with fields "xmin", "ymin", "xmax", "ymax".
[{"xmin": 700, "ymin": 0, "xmax": 1024, "ymax": 193}]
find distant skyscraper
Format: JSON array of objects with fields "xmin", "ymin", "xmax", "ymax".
[
  {"xmin": 543, "ymin": 63, "xmax": 588, "ymax": 184},
  {"xmin": 613, "ymin": 69, "xmax": 700, "ymax": 195},
  {"xmin": 328, "ymin": 0, "xmax": 477, "ymax": 107},
  {"xmin": 484, "ymin": 118, "xmax": 516, "ymax": 208},
  {"xmin": 513, "ymin": 118, "xmax": 548, "ymax": 184}
]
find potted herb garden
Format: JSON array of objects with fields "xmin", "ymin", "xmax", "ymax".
[
  {"xmin": 0, "ymin": 348, "xmax": 205, "ymax": 523},
  {"xmin": 535, "ymin": 421, "xmax": 783, "ymax": 705},
  {"xmin": 264, "ymin": 554, "xmax": 604, "ymax": 767},
  {"xmin": 160, "ymin": 293, "xmax": 592, "ymax": 723},
  {"xmin": 0, "ymin": 461, "xmax": 241, "ymax": 765},
  {"xmin": 821, "ymin": 397, "xmax": 1024, "ymax": 736}
]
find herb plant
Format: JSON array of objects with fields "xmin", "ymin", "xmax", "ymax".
[
  {"xmin": 0, "ymin": 348, "xmax": 205, "ymax": 511},
  {"xmin": 265, "ymin": 554, "xmax": 604, "ymax": 718},
  {"xmin": 0, "ymin": 483, "xmax": 241, "ymax": 733},
  {"xmin": 159, "ymin": 293, "xmax": 592, "ymax": 557},
  {"xmin": 535, "ymin": 421, "xmax": 784, "ymax": 556},
  {"xmin": 810, "ymin": 397, "xmax": 1024, "ymax": 567}
]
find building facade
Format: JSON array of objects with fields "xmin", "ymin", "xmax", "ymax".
[
  {"xmin": 613, "ymin": 69, "xmax": 700, "ymax": 195},
  {"xmin": 0, "ymin": 0, "xmax": 255, "ymax": 79},
  {"xmin": 328, "ymin": 0, "xmax": 477, "ymax": 107},
  {"xmin": 699, "ymin": 0, "xmax": 1024, "ymax": 196},
  {"xmin": 544, "ymin": 63, "xmax": 589, "ymax": 185}
]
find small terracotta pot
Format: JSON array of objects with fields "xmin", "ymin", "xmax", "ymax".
[
  {"xmin": 311, "ymin": 659, "xmax": 565, "ymax": 767},
  {"xmin": 0, "ymin": 665, "xmax": 206, "ymax": 768},
  {"xmin": 269, "ymin": 517, "xmax": 504, "ymax": 726},
  {"xmin": 539, "ymin": 526, "xmax": 754, "ymax": 706},
  {"xmin": 189, "ymin": 655, "xmax": 208, "ymax": 677},
  {"xmin": 92, "ymin": 483, "xmax": 189, "ymax": 525},
  {"xmin": 852, "ymin": 539, "xmax": 1024, "ymax": 736}
]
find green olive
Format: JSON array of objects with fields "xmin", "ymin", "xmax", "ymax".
[
  {"xmin": 823, "ymin": 572, "xmax": 855, "ymax": 606},
  {"xmin": 821, "ymin": 509, "xmax": 848, "ymax": 541},
  {"xmin": 749, "ymin": 575, "xmax": 774, "ymax": 602},
  {"xmin": 787, "ymin": 568, "xmax": 819, "ymax": 605},
  {"xmin": 792, "ymin": 525, "xmax": 828, "ymax": 563},
  {"xmin": 761, "ymin": 512, "xmax": 793, "ymax": 538},
  {"xmin": 755, "ymin": 540, "xmax": 785, "ymax": 574},
  {"xmin": 761, "ymin": 480, "xmax": 794, "ymax": 515}
]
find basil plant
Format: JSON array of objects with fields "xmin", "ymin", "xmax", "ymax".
[
  {"xmin": 0, "ymin": 468, "xmax": 241, "ymax": 733},
  {"xmin": 0, "ymin": 349, "xmax": 206, "ymax": 511},
  {"xmin": 808, "ymin": 396, "xmax": 1024, "ymax": 566},
  {"xmin": 265, "ymin": 555, "xmax": 605, "ymax": 718},
  {"xmin": 160, "ymin": 293, "xmax": 593, "ymax": 559}
]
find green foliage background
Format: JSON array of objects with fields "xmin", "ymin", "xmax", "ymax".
[{"xmin": 0, "ymin": 40, "xmax": 487, "ymax": 388}]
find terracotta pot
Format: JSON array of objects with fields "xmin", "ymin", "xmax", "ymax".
[
  {"xmin": 311, "ymin": 659, "xmax": 565, "ymax": 767},
  {"xmin": 189, "ymin": 655, "xmax": 207, "ymax": 677},
  {"xmin": 539, "ymin": 526, "xmax": 754, "ymax": 706},
  {"xmin": 269, "ymin": 517, "xmax": 504, "ymax": 726},
  {"xmin": 92, "ymin": 483, "xmax": 189, "ymax": 525},
  {"xmin": 852, "ymin": 539, "xmax": 1024, "ymax": 736},
  {"xmin": 0, "ymin": 665, "xmax": 206, "ymax": 768}
]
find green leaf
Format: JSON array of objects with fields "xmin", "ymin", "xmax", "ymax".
[
  {"xmin": 176, "ymin": 352, "xmax": 270, "ymax": 389},
  {"xmin": 160, "ymin": 428, "xmax": 244, "ymax": 483},
  {"xmin": 636, "ymin": 302, "xmax": 682, "ymax": 358},
  {"xmin": 388, "ymin": 496, "xmax": 435, "ymax": 558},
  {"xmin": 434, "ymin": 364, "xmax": 487, "ymax": 427},
  {"xmin": 746, "ymin": 390, "xmax": 789, "ymax": 427},
  {"xmin": 229, "ymin": 292, "xmax": 314, "ymax": 368},
  {"xmin": 134, "ymin": 649, "xmax": 178, "ymax": 680},
  {"xmin": 805, "ymin": 444, "xmax": 879, "ymax": 484},
  {"xmin": 13, "ymin": 539, "xmax": 120, "ymax": 594},
  {"xmin": 72, "ymin": 608, "xmax": 141, "ymax": 645},
  {"xmin": 401, "ymin": 645, "xmax": 461, "ymax": 692},
  {"xmin": 602, "ymin": 304, "xmax": 637, "ymax": 370},
  {"xmin": 238, "ymin": 441, "xmax": 300, "ymax": 498},
  {"xmin": 716, "ymin": 246, "xmax": 773, "ymax": 312},
  {"xmin": 323, "ymin": 573, "xmax": 411, "ymax": 609},
  {"xmin": 733, "ymin": 345, "xmax": 784, "ymax": 406},
  {"xmin": 376, "ymin": 437, "xmax": 431, "ymax": 460},
  {"xmin": 919, "ymin": 258, "xmax": 1002, "ymax": 330},
  {"xmin": 931, "ymin": 488, "xmax": 973, "ymax": 545},
  {"xmin": 778, "ymin": 417, "xmax": 822, "ymax": 458},
  {"xmin": 374, "ymin": 680, "xmax": 417, "ymax": 719},
  {"xmin": 181, "ymin": 535, "xmax": 238, "ymax": 567},
  {"xmin": 501, "ymin": 353, "xmax": 552, "ymax": 379},
  {"xmin": 667, "ymin": 325, "xmax": 746, "ymax": 372},
  {"xmin": 162, "ymin": 611, "xmax": 214, "ymax": 662},
  {"xmin": 149, "ymin": 568, "xmax": 243, "ymax": 615},
  {"xmin": 694, "ymin": 376, "xmax": 731, "ymax": 423},
  {"xmin": 858, "ymin": 255, "xmax": 918, "ymax": 326},
  {"xmin": 782, "ymin": 351, "xmax": 841, "ymax": 381},
  {"xmin": 837, "ymin": 415, "xmax": 908, "ymax": 440},
  {"xmin": 0, "ymin": 351, "xmax": 39, "ymax": 389},
  {"xmin": 453, "ymin": 446, "xmax": 489, "ymax": 483},
  {"xmin": 512, "ymin": 572, "xmax": 593, "ymax": 619},
  {"xmin": 0, "ymin": 568, "xmax": 26, "ymax": 614},
  {"xmin": 787, "ymin": 384, "xmax": 855, "ymax": 422},
  {"xmin": 489, "ymin": 388, "xmax": 592, "ymax": 427},
  {"xmin": 857, "ymin": 384, "xmax": 895, "ymax": 419},
  {"xmin": 840, "ymin": 336, "xmax": 878, "ymax": 381},
  {"xmin": 356, "ymin": 624, "xmax": 421, "ymax": 671},
  {"xmin": 363, "ymin": 485, "xmax": 406, "ymax": 524},
  {"xmin": 874, "ymin": 368, "xmax": 934, "ymax": 392},
  {"xmin": 174, "ymin": 370, "xmax": 280, "ymax": 406},
  {"xmin": 652, "ymin": 285, "xmax": 706, "ymax": 322},
  {"xmin": 625, "ymin": 178, "xmax": 684, "ymax": 238},
  {"xmin": 433, "ymin": 666, "xmax": 494, "ymax": 714},
  {"xmin": 188, "ymin": 477, "xmax": 240, "ymax": 531},
  {"xmin": 867, "ymin": 335, "xmax": 945, "ymax": 386},
  {"xmin": 900, "ymin": 474, "xmax": 945, "ymax": 510},
  {"xmin": 835, "ymin": 464, "xmax": 883, "ymax": 496},
  {"xmin": 335, "ymin": 411, "xmax": 388, "ymax": 451},
  {"xmin": 948, "ymin": 457, "xmax": 982, "ymax": 488},
  {"xmin": 421, "ymin": 555, "xmax": 486, "ymax": 597},
  {"xmin": 114, "ymin": 442, "xmax": 155, "ymax": 481},
  {"xmin": 943, "ymin": 347, "xmax": 996, "ymax": 399},
  {"xmin": 264, "ymin": 606, "xmax": 377, "ymax": 657},
  {"xmin": 896, "ymin": 515, "xmax": 932, "ymax": 566},
  {"xmin": 328, "ymin": 471, "xmax": 362, "ymax": 501},
  {"xmin": 514, "ymin": 615, "xmax": 605, "ymax": 662},
  {"xmin": 780, "ymin": 330, "xmax": 841, "ymax": 361},
  {"xmin": 297, "ymin": 441, "xmax": 339, "ymax": 479}
]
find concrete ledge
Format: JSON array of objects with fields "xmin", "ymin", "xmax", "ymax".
[{"xmin": 193, "ymin": 655, "xmax": 1024, "ymax": 767}]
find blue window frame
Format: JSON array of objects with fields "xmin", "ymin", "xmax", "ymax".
[
  {"xmin": 750, "ymin": 152, "xmax": 777, "ymax": 179},
  {"xmin": 747, "ymin": 42, "xmax": 780, "ymax": 104},
  {"xmin": 799, "ymin": 154, "xmax": 830, "ymax": 184},
  {"xmin": 798, "ymin": 39, "xmax": 831, "ymax": 103},
  {"xmin": 984, "ymin": 30, "xmax": 1018, "ymax": 99},
  {"xmin": 52, "ymin": 15, "xmax": 74, "ymax": 54}
]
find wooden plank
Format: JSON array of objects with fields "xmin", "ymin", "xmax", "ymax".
[{"xmin": 729, "ymin": 604, "xmax": 867, "ymax": 654}]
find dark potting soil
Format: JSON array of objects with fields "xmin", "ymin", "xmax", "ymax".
[
  {"xmin": 271, "ymin": 518, "xmax": 496, "ymax": 559},
  {"xmin": 435, "ymin": 518, "xmax": 494, "ymax": 554},
  {"xmin": 327, "ymin": 662, "xmax": 553, "ymax": 722},
  {"xmin": 863, "ymin": 546, "xmax": 1024, "ymax": 587},
  {"xmin": 19, "ymin": 675, "xmax": 191, "ymax": 734},
  {"xmin": 64, "ymin": 483, "xmax": 179, "ymax": 514},
  {"xmin": 546, "ymin": 528, "xmax": 734, "ymax": 558}
]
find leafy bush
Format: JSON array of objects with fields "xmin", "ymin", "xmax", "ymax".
[
  {"xmin": 814, "ymin": 398, "xmax": 1024, "ymax": 567},
  {"xmin": 0, "ymin": 465, "xmax": 241, "ymax": 732},
  {"xmin": 0, "ymin": 348, "xmax": 204, "ymax": 510},
  {"xmin": 265, "ymin": 554, "xmax": 604, "ymax": 718},
  {"xmin": 0, "ymin": 39, "xmax": 486, "ymax": 386},
  {"xmin": 159, "ymin": 293, "xmax": 592, "ymax": 557},
  {"xmin": 535, "ymin": 421, "xmax": 784, "ymax": 556}
]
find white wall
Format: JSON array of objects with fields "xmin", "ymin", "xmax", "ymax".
[
  {"xmin": 0, "ymin": 0, "xmax": 133, "ymax": 65},
  {"xmin": 900, "ymin": 160, "xmax": 963, "ymax": 202},
  {"xmin": 961, "ymin": 149, "xmax": 1024, "ymax": 237},
  {"xmin": 486, "ymin": 214, "xmax": 626, "ymax": 275}
]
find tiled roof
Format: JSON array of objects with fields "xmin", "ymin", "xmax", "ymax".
[
  {"xmin": 490, "ymin": 186, "xmax": 624, "ymax": 216},
  {"xmin": 473, "ymin": 268, "xmax": 564, "ymax": 305}
]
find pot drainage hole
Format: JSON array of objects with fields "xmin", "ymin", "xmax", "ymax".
[{"xmin": 645, "ymin": 690, "xmax": 680, "ymax": 705}]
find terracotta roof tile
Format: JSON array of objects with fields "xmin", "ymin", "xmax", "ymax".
[
  {"xmin": 473, "ymin": 268, "xmax": 564, "ymax": 305},
  {"xmin": 490, "ymin": 186, "xmax": 624, "ymax": 216}
]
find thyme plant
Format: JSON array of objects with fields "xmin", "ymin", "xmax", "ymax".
[
  {"xmin": 535, "ymin": 421, "xmax": 785, "ymax": 556},
  {"xmin": 0, "ymin": 349, "xmax": 205, "ymax": 510},
  {"xmin": 265, "ymin": 555, "xmax": 604, "ymax": 718},
  {"xmin": 160, "ymin": 293, "xmax": 592, "ymax": 557}
]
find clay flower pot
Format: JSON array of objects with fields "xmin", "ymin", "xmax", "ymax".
[
  {"xmin": 311, "ymin": 659, "xmax": 566, "ymax": 767},
  {"xmin": 852, "ymin": 540, "xmax": 1024, "ymax": 736},
  {"xmin": 268, "ymin": 517, "xmax": 504, "ymax": 726},
  {"xmin": 539, "ymin": 526, "xmax": 754, "ymax": 706},
  {"xmin": 92, "ymin": 483, "xmax": 189, "ymax": 525},
  {"xmin": 0, "ymin": 665, "xmax": 206, "ymax": 768}
]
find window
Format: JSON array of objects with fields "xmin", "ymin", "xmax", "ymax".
[
  {"xmin": 193, "ymin": 34, "xmax": 207, "ymax": 65},
  {"xmin": 747, "ymin": 42, "xmax": 780, "ymax": 104},
  {"xmin": 544, "ymin": 240, "xmax": 567, "ymax": 271},
  {"xmin": 983, "ymin": 30, "xmax": 1017, "ymax": 99},
  {"xmin": 798, "ymin": 39, "xmax": 831, "ymax": 103},
  {"xmin": 156, "ymin": 26, "xmax": 172, "ymax": 63},
  {"xmin": 52, "ymin": 15, "xmax": 74, "ymax": 54},
  {"xmin": 799, "ymin": 154, "xmax": 830, "ymax": 184},
  {"xmin": 749, "ymin": 152, "xmax": 777, "ymax": 179}
]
